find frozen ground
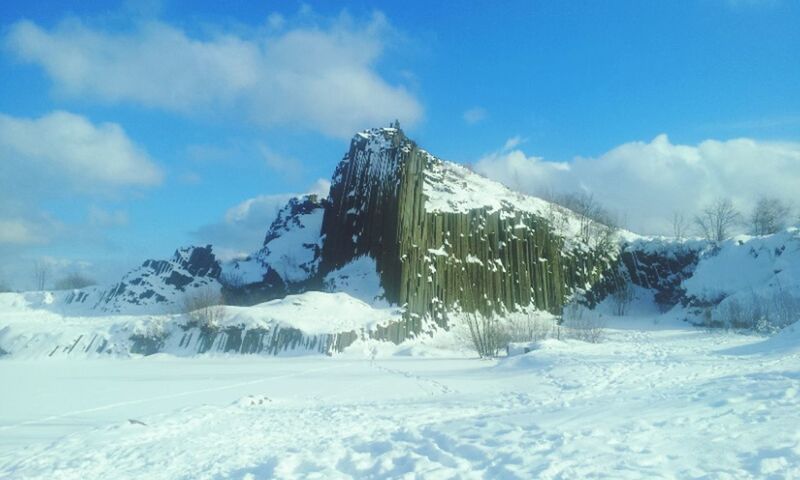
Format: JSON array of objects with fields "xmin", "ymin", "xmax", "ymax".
[{"xmin": 1, "ymin": 314, "xmax": 799, "ymax": 479}]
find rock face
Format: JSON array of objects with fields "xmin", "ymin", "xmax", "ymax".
[
  {"xmin": 60, "ymin": 127, "xmax": 618, "ymax": 343},
  {"xmin": 65, "ymin": 245, "xmax": 223, "ymax": 313},
  {"xmin": 620, "ymin": 240, "xmax": 705, "ymax": 309},
  {"xmin": 223, "ymin": 194, "xmax": 325, "ymax": 304},
  {"xmin": 320, "ymin": 127, "xmax": 616, "ymax": 340}
]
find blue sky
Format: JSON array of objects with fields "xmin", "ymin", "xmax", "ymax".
[{"xmin": 1, "ymin": 0, "xmax": 799, "ymax": 288}]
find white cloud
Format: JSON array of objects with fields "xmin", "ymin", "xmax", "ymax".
[
  {"xmin": 5, "ymin": 13, "xmax": 423, "ymax": 138},
  {"xmin": 0, "ymin": 219, "xmax": 46, "ymax": 245},
  {"xmin": 502, "ymin": 135, "xmax": 524, "ymax": 152},
  {"xmin": 476, "ymin": 134, "xmax": 800, "ymax": 235},
  {"xmin": 193, "ymin": 179, "xmax": 331, "ymax": 256},
  {"xmin": 0, "ymin": 110, "xmax": 163, "ymax": 193},
  {"xmin": 463, "ymin": 107, "xmax": 487, "ymax": 125}
]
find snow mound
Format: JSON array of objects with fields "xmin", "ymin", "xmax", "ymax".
[
  {"xmin": 0, "ymin": 291, "xmax": 402, "ymax": 359},
  {"xmin": 322, "ymin": 256, "xmax": 386, "ymax": 306},
  {"xmin": 684, "ymin": 229, "xmax": 800, "ymax": 304},
  {"xmin": 721, "ymin": 324, "xmax": 800, "ymax": 356},
  {"xmin": 227, "ymin": 291, "xmax": 401, "ymax": 335}
]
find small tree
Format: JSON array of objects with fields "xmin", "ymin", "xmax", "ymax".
[
  {"xmin": 32, "ymin": 261, "xmax": 50, "ymax": 291},
  {"xmin": 555, "ymin": 192, "xmax": 618, "ymax": 249},
  {"xmin": 749, "ymin": 197, "xmax": 791, "ymax": 236},
  {"xmin": 183, "ymin": 286, "xmax": 226, "ymax": 329},
  {"xmin": 672, "ymin": 211, "xmax": 689, "ymax": 240},
  {"xmin": 611, "ymin": 280, "xmax": 634, "ymax": 316},
  {"xmin": 465, "ymin": 311, "xmax": 506, "ymax": 358},
  {"xmin": 55, "ymin": 272, "xmax": 96, "ymax": 290},
  {"xmin": 562, "ymin": 300, "xmax": 605, "ymax": 343},
  {"xmin": 694, "ymin": 198, "xmax": 740, "ymax": 242}
]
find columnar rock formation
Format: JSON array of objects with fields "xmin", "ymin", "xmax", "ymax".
[
  {"xmin": 60, "ymin": 127, "xmax": 620, "ymax": 344},
  {"xmin": 320, "ymin": 127, "xmax": 616, "ymax": 338}
]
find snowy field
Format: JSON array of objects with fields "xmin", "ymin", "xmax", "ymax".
[{"xmin": 2, "ymin": 316, "xmax": 800, "ymax": 479}]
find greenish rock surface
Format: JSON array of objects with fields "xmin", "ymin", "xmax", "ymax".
[{"xmin": 320, "ymin": 127, "xmax": 617, "ymax": 341}]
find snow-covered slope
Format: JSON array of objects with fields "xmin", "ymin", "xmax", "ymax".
[
  {"xmin": 615, "ymin": 228, "xmax": 800, "ymax": 330},
  {"xmin": 3, "ymin": 314, "xmax": 800, "ymax": 479},
  {"xmin": 59, "ymin": 245, "xmax": 223, "ymax": 315},
  {"xmin": 223, "ymin": 194, "xmax": 325, "ymax": 301},
  {"xmin": 0, "ymin": 290, "xmax": 401, "ymax": 359}
]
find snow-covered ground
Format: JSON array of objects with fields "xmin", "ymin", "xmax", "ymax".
[{"xmin": 2, "ymin": 313, "xmax": 799, "ymax": 479}]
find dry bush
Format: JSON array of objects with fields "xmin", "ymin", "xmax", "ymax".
[
  {"xmin": 183, "ymin": 286, "xmax": 226, "ymax": 329},
  {"xmin": 465, "ymin": 312, "xmax": 506, "ymax": 358},
  {"xmin": 562, "ymin": 301, "xmax": 605, "ymax": 343},
  {"xmin": 694, "ymin": 198, "xmax": 740, "ymax": 242},
  {"xmin": 611, "ymin": 280, "xmax": 634, "ymax": 316},
  {"xmin": 713, "ymin": 291, "xmax": 800, "ymax": 333},
  {"xmin": 749, "ymin": 197, "xmax": 791, "ymax": 236},
  {"xmin": 504, "ymin": 312, "xmax": 555, "ymax": 343},
  {"xmin": 219, "ymin": 270, "xmax": 246, "ymax": 289}
]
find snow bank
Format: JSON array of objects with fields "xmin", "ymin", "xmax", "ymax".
[
  {"xmin": 226, "ymin": 291, "xmax": 401, "ymax": 335},
  {"xmin": 0, "ymin": 291, "xmax": 402, "ymax": 359},
  {"xmin": 684, "ymin": 229, "xmax": 800, "ymax": 304},
  {"xmin": 322, "ymin": 256, "xmax": 386, "ymax": 306}
]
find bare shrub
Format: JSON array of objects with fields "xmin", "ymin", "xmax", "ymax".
[
  {"xmin": 769, "ymin": 290, "xmax": 800, "ymax": 329},
  {"xmin": 183, "ymin": 286, "xmax": 226, "ymax": 329},
  {"xmin": 465, "ymin": 312, "xmax": 506, "ymax": 358},
  {"xmin": 694, "ymin": 198, "xmax": 740, "ymax": 243},
  {"xmin": 32, "ymin": 261, "xmax": 50, "ymax": 291},
  {"xmin": 219, "ymin": 270, "xmax": 245, "ymax": 289},
  {"xmin": 749, "ymin": 197, "xmax": 791, "ymax": 236},
  {"xmin": 611, "ymin": 280, "xmax": 634, "ymax": 316},
  {"xmin": 562, "ymin": 301, "xmax": 605, "ymax": 343},
  {"xmin": 554, "ymin": 191, "xmax": 618, "ymax": 249},
  {"xmin": 55, "ymin": 272, "xmax": 96, "ymax": 290},
  {"xmin": 504, "ymin": 312, "xmax": 554, "ymax": 343},
  {"xmin": 672, "ymin": 211, "xmax": 689, "ymax": 240},
  {"xmin": 714, "ymin": 291, "xmax": 800, "ymax": 333}
]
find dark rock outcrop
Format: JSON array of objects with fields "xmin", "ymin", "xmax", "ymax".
[
  {"xmin": 320, "ymin": 127, "xmax": 616, "ymax": 340},
  {"xmin": 223, "ymin": 194, "xmax": 325, "ymax": 304},
  {"xmin": 64, "ymin": 245, "xmax": 223, "ymax": 313}
]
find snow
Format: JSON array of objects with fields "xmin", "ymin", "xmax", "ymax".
[
  {"xmin": 2, "ymin": 312, "xmax": 800, "ymax": 479},
  {"xmin": 323, "ymin": 256, "xmax": 387, "ymax": 306},
  {"xmin": 228, "ymin": 292, "xmax": 400, "ymax": 335},
  {"xmin": 221, "ymin": 255, "xmax": 267, "ymax": 284},
  {"xmin": 258, "ymin": 207, "xmax": 323, "ymax": 284},
  {"xmin": 423, "ymin": 157, "xmax": 553, "ymax": 217},
  {"xmin": 683, "ymin": 229, "xmax": 800, "ymax": 304},
  {"xmin": 0, "ymin": 291, "xmax": 400, "ymax": 359}
]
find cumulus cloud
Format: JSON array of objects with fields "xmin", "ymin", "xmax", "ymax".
[
  {"xmin": 463, "ymin": 107, "xmax": 487, "ymax": 125},
  {"xmin": 192, "ymin": 179, "xmax": 331, "ymax": 258},
  {"xmin": 0, "ymin": 110, "xmax": 162, "ymax": 194},
  {"xmin": 5, "ymin": 12, "xmax": 422, "ymax": 138},
  {"xmin": 0, "ymin": 219, "xmax": 47, "ymax": 245},
  {"xmin": 476, "ymin": 134, "xmax": 800, "ymax": 235}
]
